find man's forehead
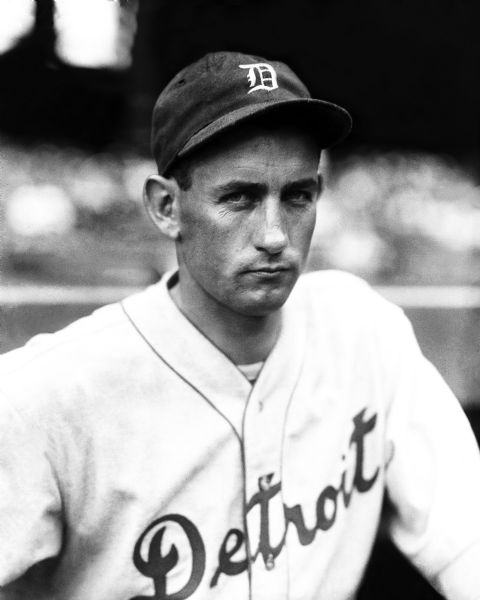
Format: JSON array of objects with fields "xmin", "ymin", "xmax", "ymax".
[{"xmin": 194, "ymin": 152, "xmax": 319, "ymax": 192}]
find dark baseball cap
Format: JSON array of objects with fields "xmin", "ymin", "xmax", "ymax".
[{"xmin": 151, "ymin": 51, "xmax": 352, "ymax": 175}]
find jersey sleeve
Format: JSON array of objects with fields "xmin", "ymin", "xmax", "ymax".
[
  {"xmin": 0, "ymin": 392, "xmax": 63, "ymax": 587},
  {"xmin": 384, "ymin": 313, "xmax": 480, "ymax": 600}
]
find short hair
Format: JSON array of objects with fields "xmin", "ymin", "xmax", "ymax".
[{"xmin": 164, "ymin": 155, "xmax": 193, "ymax": 191}]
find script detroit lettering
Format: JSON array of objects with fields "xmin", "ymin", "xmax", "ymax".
[{"xmin": 131, "ymin": 408, "xmax": 379, "ymax": 600}]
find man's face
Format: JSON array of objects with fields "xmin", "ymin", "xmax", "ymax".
[{"xmin": 175, "ymin": 126, "xmax": 320, "ymax": 317}]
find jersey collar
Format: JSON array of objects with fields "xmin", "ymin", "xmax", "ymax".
[{"xmin": 121, "ymin": 270, "xmax": 307, "ymax": 439}]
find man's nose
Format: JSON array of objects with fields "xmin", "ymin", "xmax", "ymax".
[{"xmin": 254, "ymin": 197, "xmax": 288, "ymax": 255}]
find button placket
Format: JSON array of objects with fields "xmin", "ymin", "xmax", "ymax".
[
  {"xmin": 240, "ymin": 300, "xmax": 306, "ymax": 600},
  {"xmin": 242, "ymin": 402, "xmax": 288, "ymax": 599}
]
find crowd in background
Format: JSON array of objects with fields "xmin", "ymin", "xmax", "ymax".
[{"xmin": 1, "ymin": 138, "xmax": 480, "ymax": 287}]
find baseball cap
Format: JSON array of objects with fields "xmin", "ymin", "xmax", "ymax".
[{"xmin": 151, "ymin": 51, "xmax": 352, "ymax": 175}]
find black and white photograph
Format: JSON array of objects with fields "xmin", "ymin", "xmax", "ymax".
[{"xmin": 0, "ymin": 1, "xmax": 479, "ymax": 599}]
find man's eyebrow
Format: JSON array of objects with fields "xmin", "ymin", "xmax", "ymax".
[
  {"xmin": 212, "ymin": 177, "xmax": 321, "ymax": 197},
  {"xmin": 213, "ymin": 181, "xmax": 267, "ymax": 196},
  {"xmin": 282, "ymin": 177, "xmax": 320, "ymax": 192}
]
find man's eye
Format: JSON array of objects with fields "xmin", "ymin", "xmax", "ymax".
[
  {"xmin": 284, "ymin": 190, "xmax": 314, "ymax": 205},
  {"xmin": 221, "ymin": 192, "xmax": 255, "ymax": 207}
]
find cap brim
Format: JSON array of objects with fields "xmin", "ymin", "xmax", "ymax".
[{"xmin": 178, "ymin": 97, "xmax": 352, "ymax": 159}]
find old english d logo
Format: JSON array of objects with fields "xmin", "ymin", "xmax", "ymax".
[{"xmin": 239, "ymin": 63, "xmax": 279, "ymax": 93}]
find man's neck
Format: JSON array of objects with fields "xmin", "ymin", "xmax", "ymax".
[{"xmin": 168, "ymin": 272, "xmax": 281, "ymax": 365}]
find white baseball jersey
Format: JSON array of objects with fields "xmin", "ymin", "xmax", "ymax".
[{"xmin": 1, "ymin": 270, "xmax": 480, "ymax": 600}]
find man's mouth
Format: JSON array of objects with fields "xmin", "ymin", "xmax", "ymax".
[{"xmin": 245, "ymin": 265, "xmax": 291, "ymax": 277}]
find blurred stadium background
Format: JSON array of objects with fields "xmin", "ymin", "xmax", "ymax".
[{"xmin": 0, "ymin": 1, "xmax": 479, "ymax": 597}]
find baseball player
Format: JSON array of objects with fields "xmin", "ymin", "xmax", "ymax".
[{"xmin": 1, "ymin": 51, "xmax": 480, "ymax": 600}]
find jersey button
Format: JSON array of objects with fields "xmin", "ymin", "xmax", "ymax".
[
  {"xmin": 265, "ymin": 553, "xmax": 275, "ymax": 570},
  {"xmin": 259, "ymin": 475, "xmax": 271, "ymax": 491}
]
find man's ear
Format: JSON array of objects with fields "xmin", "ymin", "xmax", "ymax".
[{"xmin": 143, "ymin": 175, "xmax": 181, "ymax": 240}]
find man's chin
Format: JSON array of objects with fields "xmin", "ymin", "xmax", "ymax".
[{"xmin": 234, "ymin": 286, "xmax": 293, "ymax": 317}]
